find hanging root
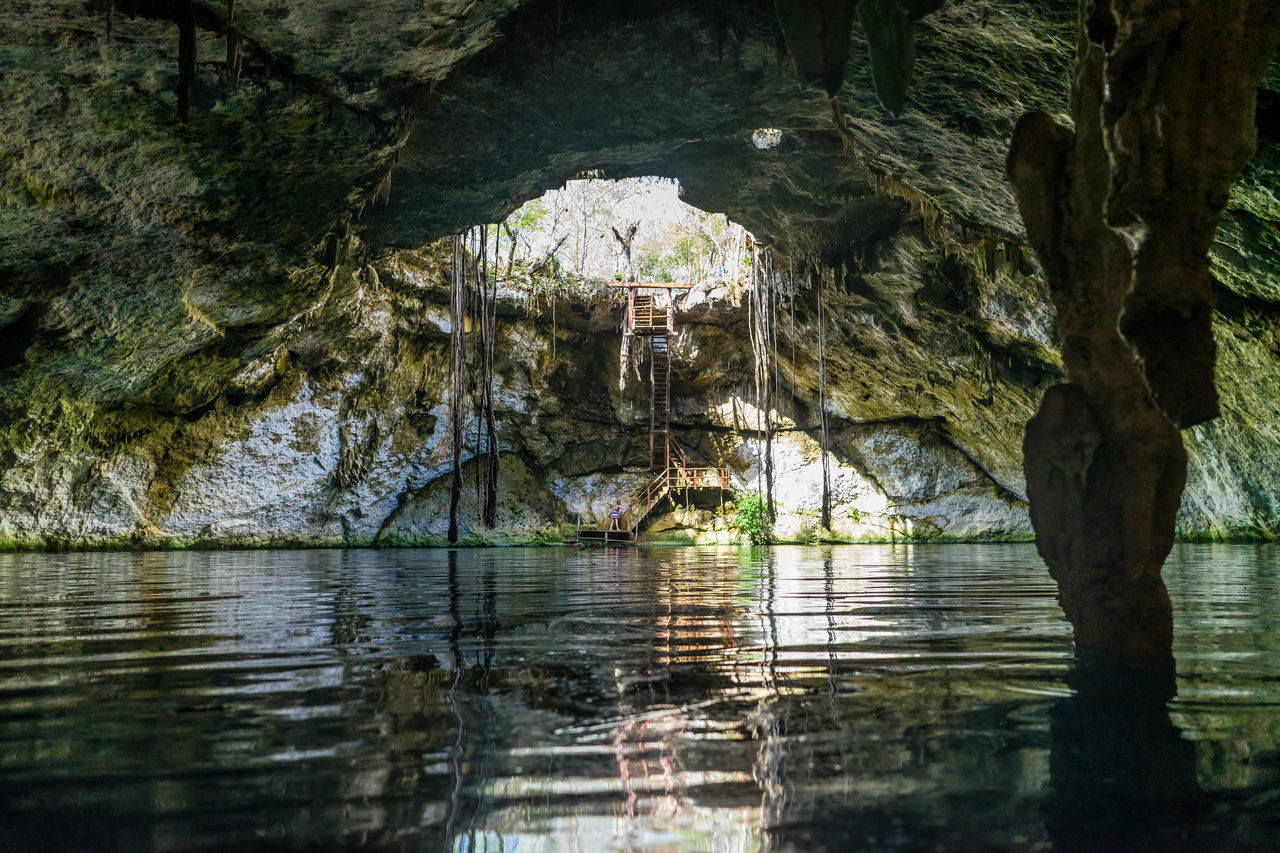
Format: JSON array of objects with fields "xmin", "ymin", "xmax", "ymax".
[
  {"xmin": 448, "ymin": 235, "xmax": 467, "ymax": 543},
  {"xmin": 817, "ymin": 269, "xmax": 831, "ymax": 531},
  {"xmin": 225, "ymin": 0, "xmax": 242, "ymax": 88},
  {"xmin": 176, "ymin": 0, "xmax": 195, "ymax": 122},
  {"xmin": 749, "ymin": 241, "xmax": 779, "ymax": 522}
]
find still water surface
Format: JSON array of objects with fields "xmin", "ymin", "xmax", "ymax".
[{"xmin": 1, "ymin": 544, "xmax": 1278, "ymax": 851}]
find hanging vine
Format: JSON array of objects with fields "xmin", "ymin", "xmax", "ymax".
[
  {"xmin": 448, "ymin": 226, "xmax": 504, "ymax": 536},
  {"xmin": 749, "ymin": 242, "xmax": 777, "ymax": 522},
  {"xmin": 472, "ymin": 228, "xmax": 483, "ymax": 511},
  {"xmin": 478, "ymin": 225, "xmax": 500, "ymax": 527},
  {"xmin": 767, "ymin": 249, "xmax": 781, "ymax": 435},
  {"xmin": 817, "ymin": 266, "xmax": 832, "ymax": 531},
  {"xmin": 225, "ymin": 0, "xmax": 242, "ymax": 88},
  {"xmin": 448, "ymin": 235, "xmax": 467, "ymax": 543},
  {"xmin": 788, "ymin": 257, "xmax": 798, "ymax": 407}
]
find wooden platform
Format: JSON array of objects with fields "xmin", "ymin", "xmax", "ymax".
[
  {"xmin": 606, "ymin": 282, "xmax": 696, "ymax": 289},
  {"xmin": 578, "ymin": 529, "xmax": 637, "ymax": 545}
]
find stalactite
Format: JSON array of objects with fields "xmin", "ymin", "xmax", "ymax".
[
  {"xmin": 369, "ymin": 170, "xmax": 393, "ymax": 207},
  {"xmin": 817, "ymin": 267, "xmax": 831, "ymax": 531},
  {"xmin": 448, "ymin": 235, "xmax": 467, "ymax": 544},
  {"xmin": 225, "ymin": 0, "xmax": 241, "ymax": 88},
  {"xmin": 176, "ymin": 0, "xmax": 196, "ymax": 123}
]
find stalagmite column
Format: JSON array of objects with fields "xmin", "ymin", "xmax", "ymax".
[{"xmin": 1008, "ymin": 2, "xmax": 1279, "ymax": 661}]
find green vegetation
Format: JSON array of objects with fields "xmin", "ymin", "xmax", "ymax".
[
  {"xmin": 494, "ymin": 177, "xmax": 751, "ymax": 285},
  {"xmin": 732, "ymin": 490, "xmax": 774, "ymax": 545}
]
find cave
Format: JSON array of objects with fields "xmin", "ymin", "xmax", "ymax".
[{"xmin": 2, "ymin": 1, "xmax": 1280, "ymax": 849}]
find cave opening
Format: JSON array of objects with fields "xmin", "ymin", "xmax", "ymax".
[
  {"xmin": 3, "ymin": 3, "xmax": 1280, "ymax": 849},
  {"xmin": 437, "ymin": 174, "xmax": 802, "ymax": 545},
  {"xmin": 433, "ymin": 173, "xmax": 982, "ymax": 550}
]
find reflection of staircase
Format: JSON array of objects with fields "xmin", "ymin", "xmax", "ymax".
[{"xmin": 579, "ymin": 282, "xmax": 731, "ymax": 546}]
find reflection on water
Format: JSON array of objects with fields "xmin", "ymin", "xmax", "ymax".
[{"xmin": 0, "ymin": 544, "xmax": 1278, "ymax": 851}]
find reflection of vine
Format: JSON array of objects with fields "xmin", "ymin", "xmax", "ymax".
[
  {"xmin": 824, "ymin": 552, "xmax": 851, "ymax": 800},
  {"xmin": 443, "ymin": 550, "xmax": 465, "ymax": 842},
  {"xmin": 755, "ymin": 551, "xmax": 795, "ymax": 829}
]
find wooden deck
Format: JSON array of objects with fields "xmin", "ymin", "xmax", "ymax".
[{"xmin": 578, "ymin": 529, "xmax": 638, "ymax": 545}]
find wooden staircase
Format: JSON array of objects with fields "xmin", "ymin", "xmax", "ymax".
[
  {"xmin": 628, "ymin": 291, "xmax": 672, "ymax": 336},
  {"xmin": 577, "ymin": 282, "xmax": 731, "ymax": 546},
  {"xmin": 650, "ymin": 334, "xmax": 670, "ymax": 471}
]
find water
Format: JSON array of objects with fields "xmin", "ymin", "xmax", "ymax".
[{"xmin": 0, "ymin": 544, "xmax": 1277, "ymax": 851}]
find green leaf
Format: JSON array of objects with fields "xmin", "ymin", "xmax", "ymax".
[
  {"xmin": 857, "ymin": 0, "xmax": 914, "ymax": 115},
  {"xmin": 732, "ymin": 489, "xmax": 774, "ymax": 545}
]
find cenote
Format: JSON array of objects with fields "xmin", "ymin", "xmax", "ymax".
[
  {"xmin": 5, "ymin": 1, "xmax": 1280, "ymax": 851},
  {"xmin": 2, "ymin": 545, "xmax": 1280, "ymax": 851}
]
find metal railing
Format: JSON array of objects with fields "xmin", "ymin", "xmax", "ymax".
[
  {"xmin": 668, "ymin": 437, "xmax": 687, "ymax": 469},
  {"xmin": 620, "ymin": 456, "xmax": 733, "ymax": 535},
  {"xmin": 667, "ymin": 467, "xmax": 732, "ymax": 491}
]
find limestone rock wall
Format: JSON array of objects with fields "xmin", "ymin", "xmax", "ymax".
[
  {"xmin": 3, "ymin": 235, "xmax": 1276, "ymax": 549},
  {"xmin": 0, "ymin": 242, "xmax": 1033, "ymax": 546},
  {"xmin": 1, "ymin": 2, "xmax": 1278, "ymax": 547}
]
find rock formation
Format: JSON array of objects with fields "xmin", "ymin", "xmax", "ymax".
[
  {"xmin": 1008, "ymin": 3, "xmax": 1280, "ymax": 661},
  {"xmin": 1, "ymin": 3, "xmax": 1279, "ymax": 658}
]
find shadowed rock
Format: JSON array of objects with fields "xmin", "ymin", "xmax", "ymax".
[{"xmin": 1009, "ymin": 2, "xmax": 1279, "ymax": 661}]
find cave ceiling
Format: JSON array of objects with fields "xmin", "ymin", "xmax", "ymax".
[
  {"xmin": 2, "ymin": 1, "xmax": 1276, "ymax": 476},
  {"xmin": 1, "ymin": 0, "xmax": 1076, "ymax": 278},
  {"xmin": 364, "ymin": 0, "xmax": 1075, "ymax": 255}
]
